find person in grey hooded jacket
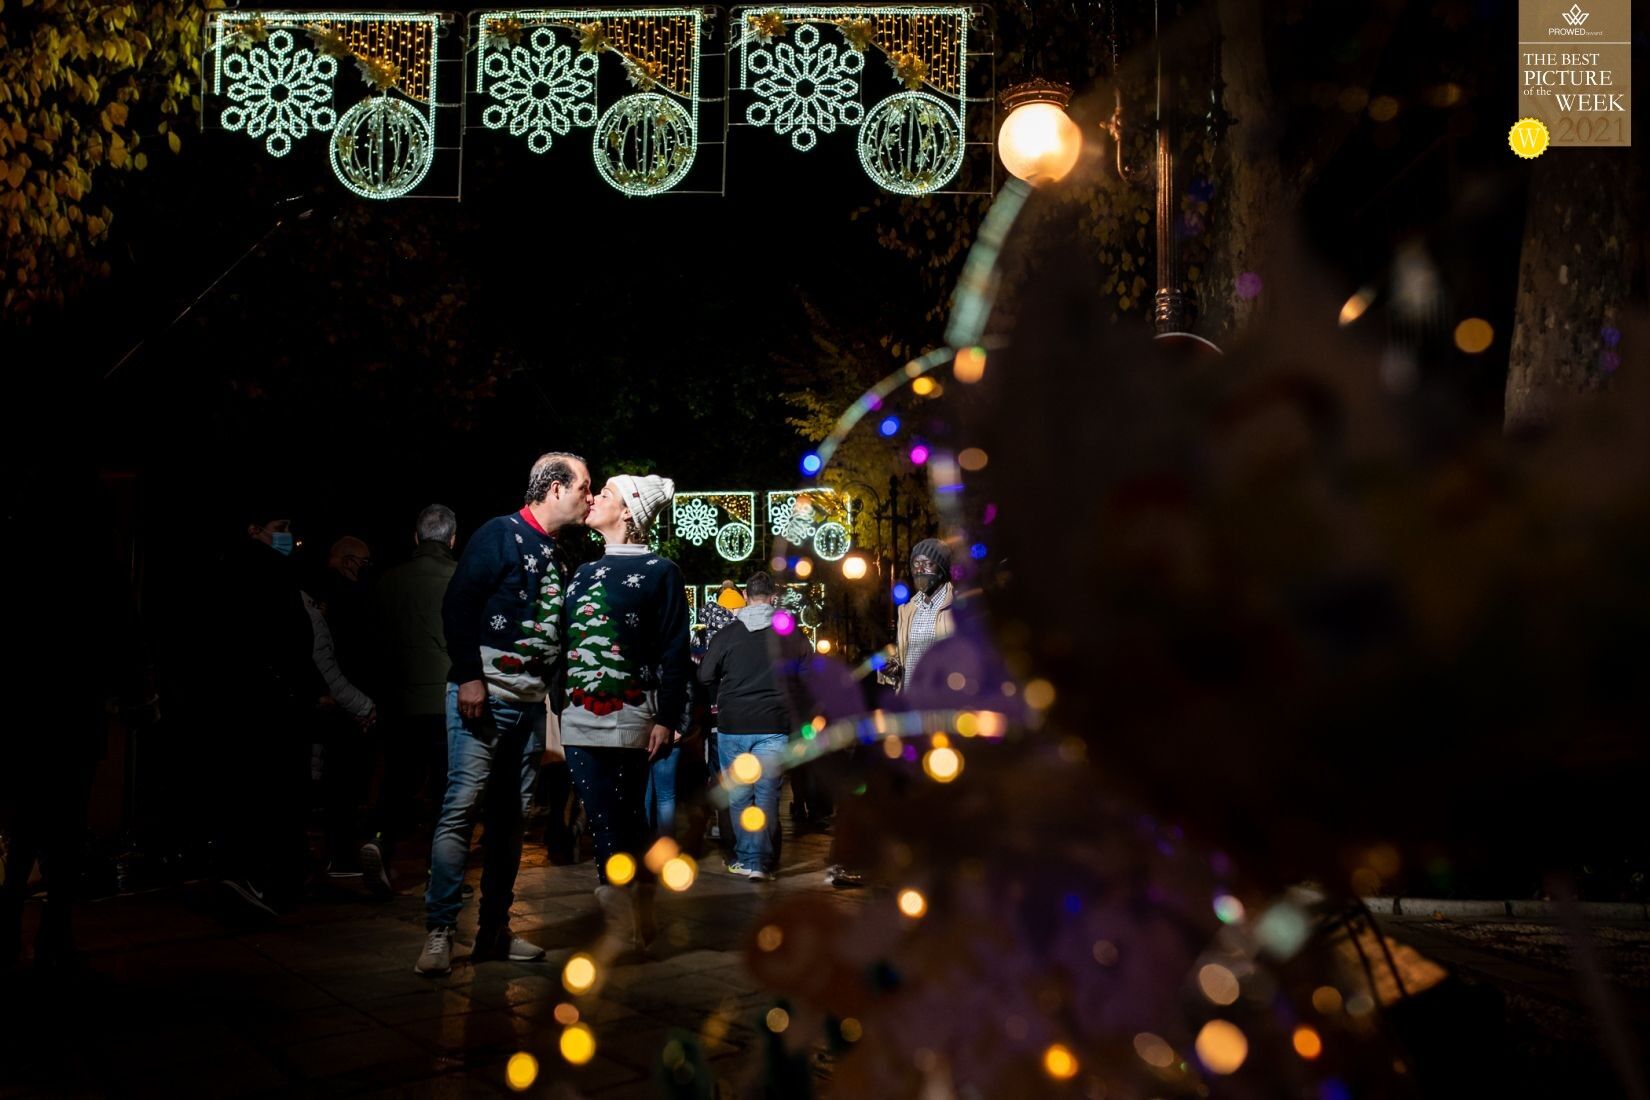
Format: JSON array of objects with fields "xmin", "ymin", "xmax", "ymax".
[{"xmin": 697, "ymin": 572, "xmax": 814, "ymax": 880}]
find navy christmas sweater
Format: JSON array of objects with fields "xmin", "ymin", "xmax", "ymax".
[
  {"xmin": 442, "ymin": 509, "xmax": 566, "ymax": 704},
  {"xmin": 559, "ymin": 544, "xmax": 693, "ymax": 750}
]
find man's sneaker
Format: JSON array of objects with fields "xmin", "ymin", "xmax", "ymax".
[
  {"xmin": 473, "ymin": 926, "xmax": 546, "ymax": 962},
  {"xmin": 220, "ymin": 876, "xmax": 278, "ymax": 917},
  {"xmin": 594, "ymin": 884, "xmax": 637, "ymax": 959},
  {"xmin": 824, "ymin": 865, "xmax": 864, "ymax": 889},
  {"xmin": 325, "ymin": 861, "xmax": 363, "ymax": 879},
  {"xmin": 415, "ymin": 927, "xmax": 455, "ymax": 976},
  {"xmin": 725, "ymin": 860, "xmax": 772, "ymax": 881},
  {"xmin": 359, "ymin": 841, "xmax": 392, "ymax": 897}
]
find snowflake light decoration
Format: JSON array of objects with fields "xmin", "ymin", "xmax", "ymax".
[
  {"xmin": 745, "ymin": 23, "xmax": 864, "ymax": 151},
  {"xmin": 674, "ymin": 498, "xmax": 719, "ymax": 545},
  {"xmin": 219, "ymin": 29, "xmax": 338, "ymax": 156},
  {"xmin": 479, "ymin": 27, "xmax": 599, "ymax": 153}
]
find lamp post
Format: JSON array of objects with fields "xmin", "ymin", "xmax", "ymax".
[{"xmin": 997, "ymin": 78, "xmax": 1084, "ymax": 186}]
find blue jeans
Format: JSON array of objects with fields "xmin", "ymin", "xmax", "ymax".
[
  {"xmin": 425, "ymin": 686, "xmax": 544, "ymax": 929},
  {"xmin": 718, "ymin": 732, "xmax": 787, "ymax": 874},
  {"xmin": 645, "ymin": 746, "xmax": 679, "ymax": 839}
]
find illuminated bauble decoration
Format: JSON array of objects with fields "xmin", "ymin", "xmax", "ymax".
[
  {"xmin": 857, "ymin": 91, "xmax": 964, "ymax": 195},
  {"xmin": 715, "ymin": 523, "xmax": 756, "ymax": 562},
  {"xmin": 997, "ymin": 79, "xmax": 1081, "ymax": 185},
  {"xmin": 813, "ymin": 522, "xmax": 850, "ymax": 561},
  {"xmin": 329, "ymin": 95, "xmax": 434, "ymax": 200},
  {"xmin": 593, "ymin": 93, "xmax": 695, "ymax": 196}
]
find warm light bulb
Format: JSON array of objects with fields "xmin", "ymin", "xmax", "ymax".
[{"xmin": 998, "ymin": 101, "xmax": 1083, "ymax": 184}]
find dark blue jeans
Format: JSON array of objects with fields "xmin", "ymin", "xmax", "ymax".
[{"xmin": 424, "ymin": 686, "xmax": 543, "ymax": 929}]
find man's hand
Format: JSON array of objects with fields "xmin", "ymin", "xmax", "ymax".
[
  {"xmin": 458, "ymin": 679, "xmax": 488, "ymax": 720},
  {"xmin": 646, "ymin": 723, "xmax": 673, "ymax": 761}
]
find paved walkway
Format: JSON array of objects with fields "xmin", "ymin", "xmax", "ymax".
[{"xmin": 3, "ymin": 826, "xmax": 863, "ymax": 1098}]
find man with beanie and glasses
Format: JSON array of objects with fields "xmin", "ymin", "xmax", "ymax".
[
  {"xmin": 415, "ymin": 453, "xmax": 593, "ymax": 976},
  {"xmin": 893, "ymin": 538, "xmax": 956, "ymax": 694}
]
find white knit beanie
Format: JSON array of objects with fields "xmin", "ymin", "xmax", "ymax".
[{"xmin": 609, "ymin": 474, "xmax": 675, "ymax": 532}]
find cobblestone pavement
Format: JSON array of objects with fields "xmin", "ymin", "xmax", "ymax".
[{"xmin": 3, "ymin": 823, "xmax": 864, "ymax": 1099}]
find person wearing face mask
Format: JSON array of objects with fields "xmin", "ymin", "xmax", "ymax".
[
  {"xmin": 893, "ymin": 538, "xmax": 956, "ymax": 694},
  {"xmin": 218, "ymin": 506, "xmax": 334, "ymax": 917}
]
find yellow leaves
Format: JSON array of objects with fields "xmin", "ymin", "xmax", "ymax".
[
  {"xmin": 6, "ymin": 159, "xmax": 26, "ymax": 188},
  {"xmin": 85, "ymin": 213, "xmax": 105, "ymax": 237},
  {"xmin": 166, "ymin": 130, "xmax": 179, "ymax": 154},
  {"xmin": 100, "ymin": 99, "xmax": 127, "ymax": 129},
  {"xmin": 106, "ymin": 131, "xmax": 126, "ymax": 166},
  {"xmin": 132, "ymin": 150, "xmax": 145, "ymax": 170}
]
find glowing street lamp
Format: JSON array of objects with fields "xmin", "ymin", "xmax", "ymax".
[{"xmin": 997, "ymin": 79, "xmax": 1082, "ymax": 186}]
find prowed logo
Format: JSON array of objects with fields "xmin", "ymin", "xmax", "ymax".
[
  {"xmin": 1549, "ymin": 2, "xmax": 1602, "ymax": 34},
  {"xmin": 1561, "ymin": 3, "xmax": 1589, "ymax": 26}
]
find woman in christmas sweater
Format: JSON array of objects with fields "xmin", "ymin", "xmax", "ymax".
[{"xmin": 560, "ymin": 472, "xmax": 692, "ymax": 956}]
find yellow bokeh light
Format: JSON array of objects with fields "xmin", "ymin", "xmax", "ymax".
[
  {"xmin": 882, "ymin": 734, "xmax": 904, "ymax": 759},
  {"xmin": 606, "ymin": 852, "xmax": 636, "ymax": 886},
  {"xmin": 560, "ymin": 1023, "xmax": 596, "ymax": 1065},
  {"xmin": 815, "ymin": 638, "xmax": 832, "ymax": 655},
  {"xmin": 794, "ymin": 558, "xmax": 814, "ymax": 579},
  {"xmin": 1454, "ymin": 317, "xmax": 1494, "ymax": 354},
  {"xmin": 958, "ymin": 447, "xmax": 989, "ymax": 471},
  {"xmin": 955, "ymin": 712, "xmax": 978, "ymax": 737},
  {"xmin": 730, "ymin": 752, "xmax": 763, "ymax": 785},
  {"xmin": 562, "ymin": 953, "xmax": 597, "ymax": 994},
  {"xmin": 912, "ymin": 376, "xmax": 937, "ymax": 396},
  {"xmin": 976, "ymin": 711, "xmax": 1005, "ymax": 737},
  {"xmin": 1198, "ymin": 963, "xmax": 1241, "ymax": 1006},
  {"xmin": 756, "ymin": 924, "xmax": 784, "ymax": 952},
  {"xmin": 553, "ymin": 1002, "xmax": 580, "ymax": 1025},
  {"xmin": 946, "ymin": 671, "xmax": 968, "ymax": 690},
  {"xmin": 644, "ymin": 836, "xmax": 679, "ymax": 873},
  {"xmin": 923, "ymin": 746, "xmax": 963, "ymax": 783},
  {"xmin": 765, "ymin": 1007, "xmax": 791, "ymax": 1033},
  {"xmin": 840, "ymin": 1017, "xmax": 863, "ymax": 1042},
  {"xmin": 1339, "ymin": 287, "xmax": 1376, "ymax": 326},
  {"xmin": 897, "ymin": 888, "xmax": 927, "ymax": 918},
  {"xmin": 1293, "ymin": 1025, "xmax": 1324, "ymax": 1059},
  {"xmin": 740, "ymin": 806, "xmax": 768, "ymax": 833},
  {"xmin": 841, "ymin": 554, "xmax": 868, "ymax": 580},
  {"xmin": 506, "ymin": 1051, "xmax": 539, "ymax": 1091},
  {"xmin": 1368, "ymin": 95, "xmax": 1400, "ymax": 121},
  {"xmin": 931, "ymin": 732, "xmax": 950, "ymax": 749},
  {"xmin": 1133, "ymin": 1032, "xmax": 1175, "ymax": 1068},
  {"xmin": 1312, "ymin": 986, "xmax": 1344, "ymax": 1015},
  {"xmin": 1024, "ymin": 679, "xmax": 1056, "ymax": 710},
  {"xmin": 1043, "ymin": 1043, "xmax": 1079, "ymax": 1080},
  {"xmin": 1195, "ymin": 1020, "xmax": 1249, "ymax": 1074},
  {"xmin": 953, "ymin": 346, "xmax": 987, "ymax": 383},
  {"xmin": 661, "ymin": 855, "xmax": 697, "ymax": 892}
]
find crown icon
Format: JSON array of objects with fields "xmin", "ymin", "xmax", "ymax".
[{"xmin": 1562, "ymin": 4, "xmax": 1589, "ymax": 26}]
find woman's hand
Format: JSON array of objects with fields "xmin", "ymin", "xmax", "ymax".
[{"xmin": 646, "ymin": 723, "xmax": 673, "ymax": 760}]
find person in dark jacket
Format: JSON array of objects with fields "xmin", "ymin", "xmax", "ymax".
[
  {"xmin": 697, "ymin": 572, "xmax": 814, "ymax": 881},
  {"xmin": 358, "ymin": 504, "xmax": 458, "ymax": 895},
  {"xmin": 219, "ymin": 505, "xmax": 333, "ymax": 916}
]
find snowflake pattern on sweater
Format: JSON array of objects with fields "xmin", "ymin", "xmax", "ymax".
[{"xmin": 443, "ymin": 511, "xmax": 568, "ymax": 704}]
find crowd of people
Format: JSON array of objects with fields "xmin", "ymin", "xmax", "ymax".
[{"xmin": 3, "ymin": 450, "xmax": 962, "ymax": 976}]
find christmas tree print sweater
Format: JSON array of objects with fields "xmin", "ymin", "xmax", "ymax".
[
  {"xmin": 442, "ymin": 509, "xmax": 566, "ymax": 704},
  {"xmin": 559, "ymin": 544, "xmax": 693, "ymax": 750}
]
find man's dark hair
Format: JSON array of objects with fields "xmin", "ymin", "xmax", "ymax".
[
  {"xmin": 744, "ymin": 571, "xmax": 777, "ymax": 600},
  {"xmin": 416, "ymin": 503, "xmax": 458, "ymax": 543},
  {"xmin": 524, "ymin": 452, "xmax": 586, "ymax": 504}
]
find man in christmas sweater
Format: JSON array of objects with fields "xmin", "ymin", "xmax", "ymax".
[
  {"xmin": 561, "ymin": 472, "xmax": 693, "ymax": 958},
  {"xmin": 415, "ymin": 452, "xmax": 593, "ymax": 977}
]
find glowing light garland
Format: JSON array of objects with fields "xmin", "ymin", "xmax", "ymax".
[
  {"xmin": 671, "ymin": 492, "xmax": 756, "ymax": 561},
  {"xmin": 208, "ymin": 11, "xmax": 442, "ymax": 200},
  {"xmin": 473, "ymin": 8, "xmax": 703, "ymax": 196},
  {"xmin": 731, "ymin": 5, "xmax": 969, "ymax": 193},
  {"xmin": 767, "ymin": 489, "xmax": 853, "ymax": 560}
]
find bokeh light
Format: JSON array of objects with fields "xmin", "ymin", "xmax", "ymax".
[
  {"xmin": 923, "ymin": 745, "xmax": 963, "ymax": 782},
  {"xmin": 661, "ymin": 855, "xmax": 697, "ymax": 891},
  {"xmin": 1024, "ymin": 679, "xmax": 1056, "ymax": 710},
  {"xmin": 1197, "ymin": 963, "xmax": 1241, "ymax": 1005},
  {"xmin": 1368, "ymin": 94, "xmax": 1400, "ymax": 121},
  {"xmin": 814, "ymin": 638, "xmax": 832, "ymax": 654},
  {"xmin": 1195, "ymin": 1020, "xmax": 1249, "ymax": 1074},
  {"xmin": 897, "ymin": 888, "xmax": 928, "ymax": 918},
  {"xmin": 773, "ymin": 609, "xmax": 796, "ymax": 635},
  {"xmin": 840, "ymin": 1018, "xmax": 863, "ymax": 1042},
  {"xmin": 1133, "ymin": 1032, "xmax": 1176, "ymax": 1068},
  {"xmin": 756, "ymin": 924, "xmax": 783, "ymax": 951},
  {"xmin": 793, "ymin": 558, "xmax": 813, "ymax": 579},
  {"xmin": 553, "ymin": 1002, "xmax": 580, "ymax": 1025},
  {"xmin": 893, "ymin": 583, "xmax": 911, "ymax": 604},
  {"xmin": 765, "ymin": 1007, "xmax": 791, "ymax": 1033},
  {"xmin": 911, "ymin": 376, "xmax": 936, "ymax": 396},
  {"xmin": 1043, "ymin": 1043, "xmax": 1079, "ymax": 1080},
  {"xmin": 1339, "ymin": 287, "xmax": 1376, "ymax": 325},
  {"xmin": 1293, "ymin": 1025, "xmax": 1324, "ymax": 1059},
  {"xmin": 1454, "ymin": 317, "xmax": 1494, "ymax": 354},
  {"xmin": 506, "ymin": 1052, "xmax": 538, "ymax": 1091},
  {"xmin": 606, "ymin": 852, "xmax": 636, "ymax": 886},
  {"xmin": 879, "ymin": 415, "xmax": 901, "ymax": 436},
  {"xmin": 740, "ymin": 805, "xmax": 768, "ymax": 832},
  {"xmin": 562, "ymin": 953, "xmax": 597, "ymax": 994},
  {"xmin": 1213, "ymin": 894, "xmax": 1245, "ymax": 923},
  {"xmin": 730, "ymin": 752, "xmax": 763, "ymax": 785},
  {"xmin": 842, "ymin": 554, "xmax": 868, "ymax": 580},
  {"xmin": 1312, "ymin": 986, "xmax": 1344, "ymax": 1015},
  {"xmin": 958, "ymin": 447, "xmax": 989, "ymax": 471},
  {"xmin": 953, "ymin": 345, "xmax": 987, "ymax": 383},
  {"xmin": 800, "ymin": 451, "xmax": 822, "ymax": 476},
  {"xmin": 644, "ymin": 837, "xmax": 679, "ymax": 872},
  {"xmin": 560, "ymin": 1023, "xmax": 596, "ymax": 1065},
  {"xmin": 909, "ymin": 444, "xmax": 931, "ymax": 465}
]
